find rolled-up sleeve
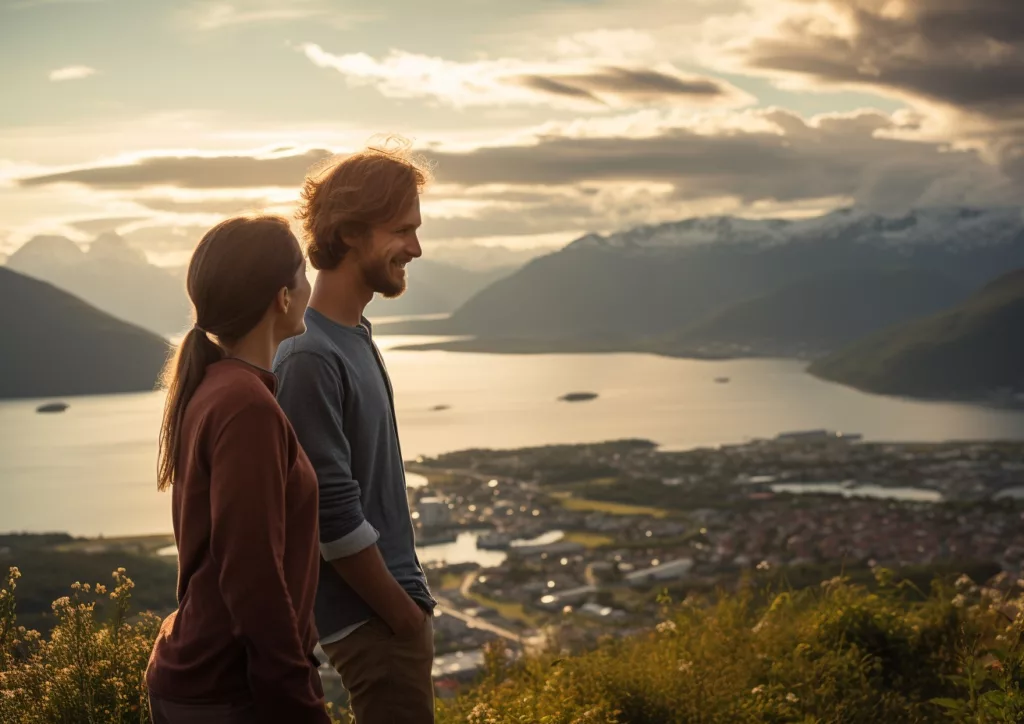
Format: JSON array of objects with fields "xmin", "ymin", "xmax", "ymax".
[{"xmin": 276, "ymin": 351, "xmax": 379, "ymax": 560}]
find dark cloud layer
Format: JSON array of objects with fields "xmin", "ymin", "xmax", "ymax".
[
  {"xmin": 743, "ymin": 0, "xmax": 1024, "ymax": 116},
  {"xmin": 18, "ymin": 110, "xmax": 1018, "ymax": 216},
  {"xmin": 513, "ymin": 66, "xmax": 729, "ymax": 104},
  {"xmin": 20, "ymin": 149, "xmax": 332, "ymax": 190}
]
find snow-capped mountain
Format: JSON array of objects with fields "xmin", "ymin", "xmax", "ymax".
[{"xmin": 569, "ymin": 207, "xmax": 1024, "ymax": 252}]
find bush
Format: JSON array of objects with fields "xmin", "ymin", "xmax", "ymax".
[
  {"xmin": 0, "ymin": 566, "xmax": 160, "ymax": 724},
  {"xmin": 436, "ymin": 572, "xmax": 1024, "ymax": 724},
  {"xmin": 5, "ymin": 566, "xmax": 1024, "ymax": 723}
]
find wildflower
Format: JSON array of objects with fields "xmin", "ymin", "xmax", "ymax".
[
  {"xmin": 70, "ymin": 582, "xmax": 82, "ymax": 591},
  {"xmin": 955, "ymin": 574, "xmax": 975, "ymax": 591},
  {"xmin": 94, "ymin": 584, "xmax": 107, "ymax": 595},
  {"xmin": 751, "ymin": 685, "xmax": 765, "ymax": 696},
  {"xmin": 786, "ymin": 693, "xmax": 799, "ymax": 703},
  {"xmin": 678, "ymin": 659, "xmax": 693, "ymax": 673},
  {"xmin": 656, "ymin": 620, "xmax": 677, "ymax": 634},
  {"xmin": 756, "ymin": 561, "xmax": 771, "ymax": 571}
]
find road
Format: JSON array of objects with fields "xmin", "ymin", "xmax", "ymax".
[{"xmin": 434, "ymin": 594, "xmax": 523, "ymax": 644}]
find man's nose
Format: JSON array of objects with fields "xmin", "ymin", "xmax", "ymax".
[{"xmin": 408, "ymin": 235, "xmax": 422, "ymax": 259}]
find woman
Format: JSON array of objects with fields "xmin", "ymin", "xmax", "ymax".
[{"xmin": 146, "ymin": 215, "xmax": 330, "ymax": 724}]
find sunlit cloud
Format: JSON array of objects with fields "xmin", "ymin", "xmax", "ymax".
[
  {"xmin": 48, "ymin": 65, "xmax": 96, "ymax": 82},
  {"xmin": 300, "ymin": 44, "xmax": 752, "ymax": 111},
  {"xmin": 185, "ymin": 0, "xmax": 374, "ymax": 30}
]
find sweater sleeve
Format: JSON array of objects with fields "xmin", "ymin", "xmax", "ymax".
[
  {"xmin": 208, "ymin": 402, "xmax": 331, "ymax": 724},
  {"xmin": 275, "ymin": 351, "xmax": 380, "ymax": 560}
]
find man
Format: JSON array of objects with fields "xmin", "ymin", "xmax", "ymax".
[{"xmin": 274, "ymin": 139, "xmax": 436, "ymax": 723}]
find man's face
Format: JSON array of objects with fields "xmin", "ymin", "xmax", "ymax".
[{"xmin": 360, "ymin": 196, "xmax": 422, "ymax": 298}]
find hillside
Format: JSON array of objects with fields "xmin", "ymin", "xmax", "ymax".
[
  {"xmin": 810, "ymin": 269, "xmax": 1024, "ymax": 401},
  {"xmin": 0, "ymin": 267, "xmax": 170, "ymax": 399},
  {"xmin": 7, "ymin": 232, "xmax": 191, "ymax": 336},
  {"xmin": 377, "ymin": 207, "xmax": 1024, "ymax": 353},
  {"xmin": 655, "ymin": 268, "xmax": 968, "ymax": 359}
]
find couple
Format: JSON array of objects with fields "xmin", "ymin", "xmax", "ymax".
[{"xmin": 145, "ymin": 140, "xmax": 436, "ymax": 724}]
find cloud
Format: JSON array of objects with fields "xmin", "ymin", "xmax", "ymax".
[
  {"xmin": 300, "ymin": 44, "xmax": 751, "ymax": 110},
  {"xmin": 716, "ymin": 0, "xmax": 1024, "ymax": 179},
  {"xmin": 48, "ymin": 65, "xmax": 96, "ymax": 82},
  {"xmin": 188, "ymin": 1, "xmax": 368, "ymax": 30}
]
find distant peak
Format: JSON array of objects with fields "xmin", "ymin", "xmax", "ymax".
[
  {"xmin": 7, "ymin": 235, "xmax": 85, "ymax": 266},
  {"xmin": 87, "ymin": 232, "xmax": 148, "ymax": 264}
]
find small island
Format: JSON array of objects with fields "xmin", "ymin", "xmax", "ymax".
[
  {"xmin": 559, "ymin": 392, "xmax": 599, "ymax": 403},
  {"xmin": 36, "ymin": 402, "xmax": 70, "ymax": 414}
]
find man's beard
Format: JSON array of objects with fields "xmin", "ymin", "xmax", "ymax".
[{"xmin": 363, "ymin": 256, "xmax": 407, "ymax": 298}]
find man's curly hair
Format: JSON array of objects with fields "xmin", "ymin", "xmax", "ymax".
[{"xmin": 297, "ymin": 135, "xmax": 432, "ymax": 271}]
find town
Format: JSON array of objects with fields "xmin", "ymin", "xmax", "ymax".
[{"xmin": 404, "ymin": 432, "xmax": 1024, "ymax": 693}]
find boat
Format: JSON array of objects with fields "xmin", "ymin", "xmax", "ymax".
[{"xmin": 36, "ymin": 402, "xmax": 69, "ymax": 414}]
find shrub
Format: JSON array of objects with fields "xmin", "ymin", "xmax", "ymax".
[
  {"xmin": 5, "ymin": 565, "xmax": 1024, "ymax": 723},
  {"xmin": 0, "ymin": 566, "xmax": 160, "ymax": 724}
]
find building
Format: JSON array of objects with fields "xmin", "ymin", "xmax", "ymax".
[{"xmin": 416, "ymin": 497, "xmax": 451, "ymax": 528}]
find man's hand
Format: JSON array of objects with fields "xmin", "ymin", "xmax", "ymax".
[
  {"xmin": 329, "ymin": 545, "xmax": 427, "ymax": 638},
  {"xmin": 387, "ymin": 598, "xmax": 428, "ymax": 638}
]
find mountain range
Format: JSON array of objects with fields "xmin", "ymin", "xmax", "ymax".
[
  {"xmin": 383, "ymin": 207, "xmax": 1024, "ymax": 358},
  {"xmin": 810, "ymin": 269, "xmax": 1024, "ymax": 403},
  {"xmin": 0, "ymin": 267, "xmax": 169, "ymax": 399},
  {"xmin": 6, "ymin": 233, "xmax": 191, "ymax": 336}
]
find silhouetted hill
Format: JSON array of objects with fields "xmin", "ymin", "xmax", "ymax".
[
  {"xmin": 7, "ymin": 232, "xmax": 190, "ymax": 336},
  {"xmin": 366, "ymin": 258, "xmax": 514, "ymax": 318},
  {"xmin": 810, "ymin": 269, "xmax": 1024, "ymax": 401},
  {"xmin": 0, "ymin": 267, "xmax": 170, "ymax": 399},
  {"xmin": 656, "ymin": 268, "xmax": 968, "ymax": 359}
]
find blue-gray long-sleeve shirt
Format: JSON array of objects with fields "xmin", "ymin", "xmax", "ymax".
[{"xmin": 273, "ymin": 308, "xmax": 433, "ymax": 642}]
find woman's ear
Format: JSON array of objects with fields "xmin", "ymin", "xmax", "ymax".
[{"xmin": 276, "ymin": 286, "xmax": 290, "ymax": 316}]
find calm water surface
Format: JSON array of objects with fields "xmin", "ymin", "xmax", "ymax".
[{"xmin": 3, "ymin": 336, "xmax": 1024, "ymax": 536}]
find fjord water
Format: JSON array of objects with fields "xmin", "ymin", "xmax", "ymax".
[{"xmin": 3, "ymin": 335, "xmax": 1024, "ymax": 537}]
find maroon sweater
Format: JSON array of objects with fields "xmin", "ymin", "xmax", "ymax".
[{"xmin": 147, "ymin": 359, "xmax": 330, "ymax": 724}]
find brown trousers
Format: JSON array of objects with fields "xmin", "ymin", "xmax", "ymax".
[
  {"xmin": 322, "ymin": 615, "xmax": 435, "ymax": 724},
  {"xmin": 149, "ymin": 696, "xmax": 255, "ymax": 724}
]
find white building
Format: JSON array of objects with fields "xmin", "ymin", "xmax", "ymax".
[{"xmin": 416, "ymin": 497, "xmax": 450, "ymax": 528}]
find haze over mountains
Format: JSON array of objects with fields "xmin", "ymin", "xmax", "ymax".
[
  {"xmin": 386, "ymin": 207, "xmax": 1024, "ymax": 357},
  {"xmin": 0, "ymin": 267, "xmax": 169, "ymax": 399},
  {"xmin": 366, "ymin": 259, "xmax": 514, "ymax": 318},
  {"xmin": 6, "ymin": 232, "xmax": 191, "ymax": 337}
]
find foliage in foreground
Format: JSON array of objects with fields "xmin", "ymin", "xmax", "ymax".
[
  {"xmin": 437, "ymin": 572, "xmax": 1024, "ymax": 724},
  {"xmin": 5, "ymin": 567, "xmax": 1024, "ymax": 723}
]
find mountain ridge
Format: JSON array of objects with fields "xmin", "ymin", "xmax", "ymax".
[{"xmin": 0, "ymin": 267, "xmax": 170, "ymax": 399}]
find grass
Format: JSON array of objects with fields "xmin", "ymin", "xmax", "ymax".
[
  {"xmin": 555, "ymin": 493, "xmax": 671, "ymax": 518},
  {"xmin": 563, "ymin": 531, "xmax": 616, "ymax": 548},
  {"xmin": 463, "ymin": 587, "xmax": 542, "ymax": 627}
]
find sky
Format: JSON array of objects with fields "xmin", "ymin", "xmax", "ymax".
[{"xmin": 1, "ymin": 0, "xmax": 1022, "ymax": 267}]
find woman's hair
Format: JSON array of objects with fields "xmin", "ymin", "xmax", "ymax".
[
  {"xmin": 297, "ymin": 135, "xmax": 431, "ymax": 271},
  {"xmin": 157, "ymin": 215, "xmax": 303, "ymax": 490}
]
